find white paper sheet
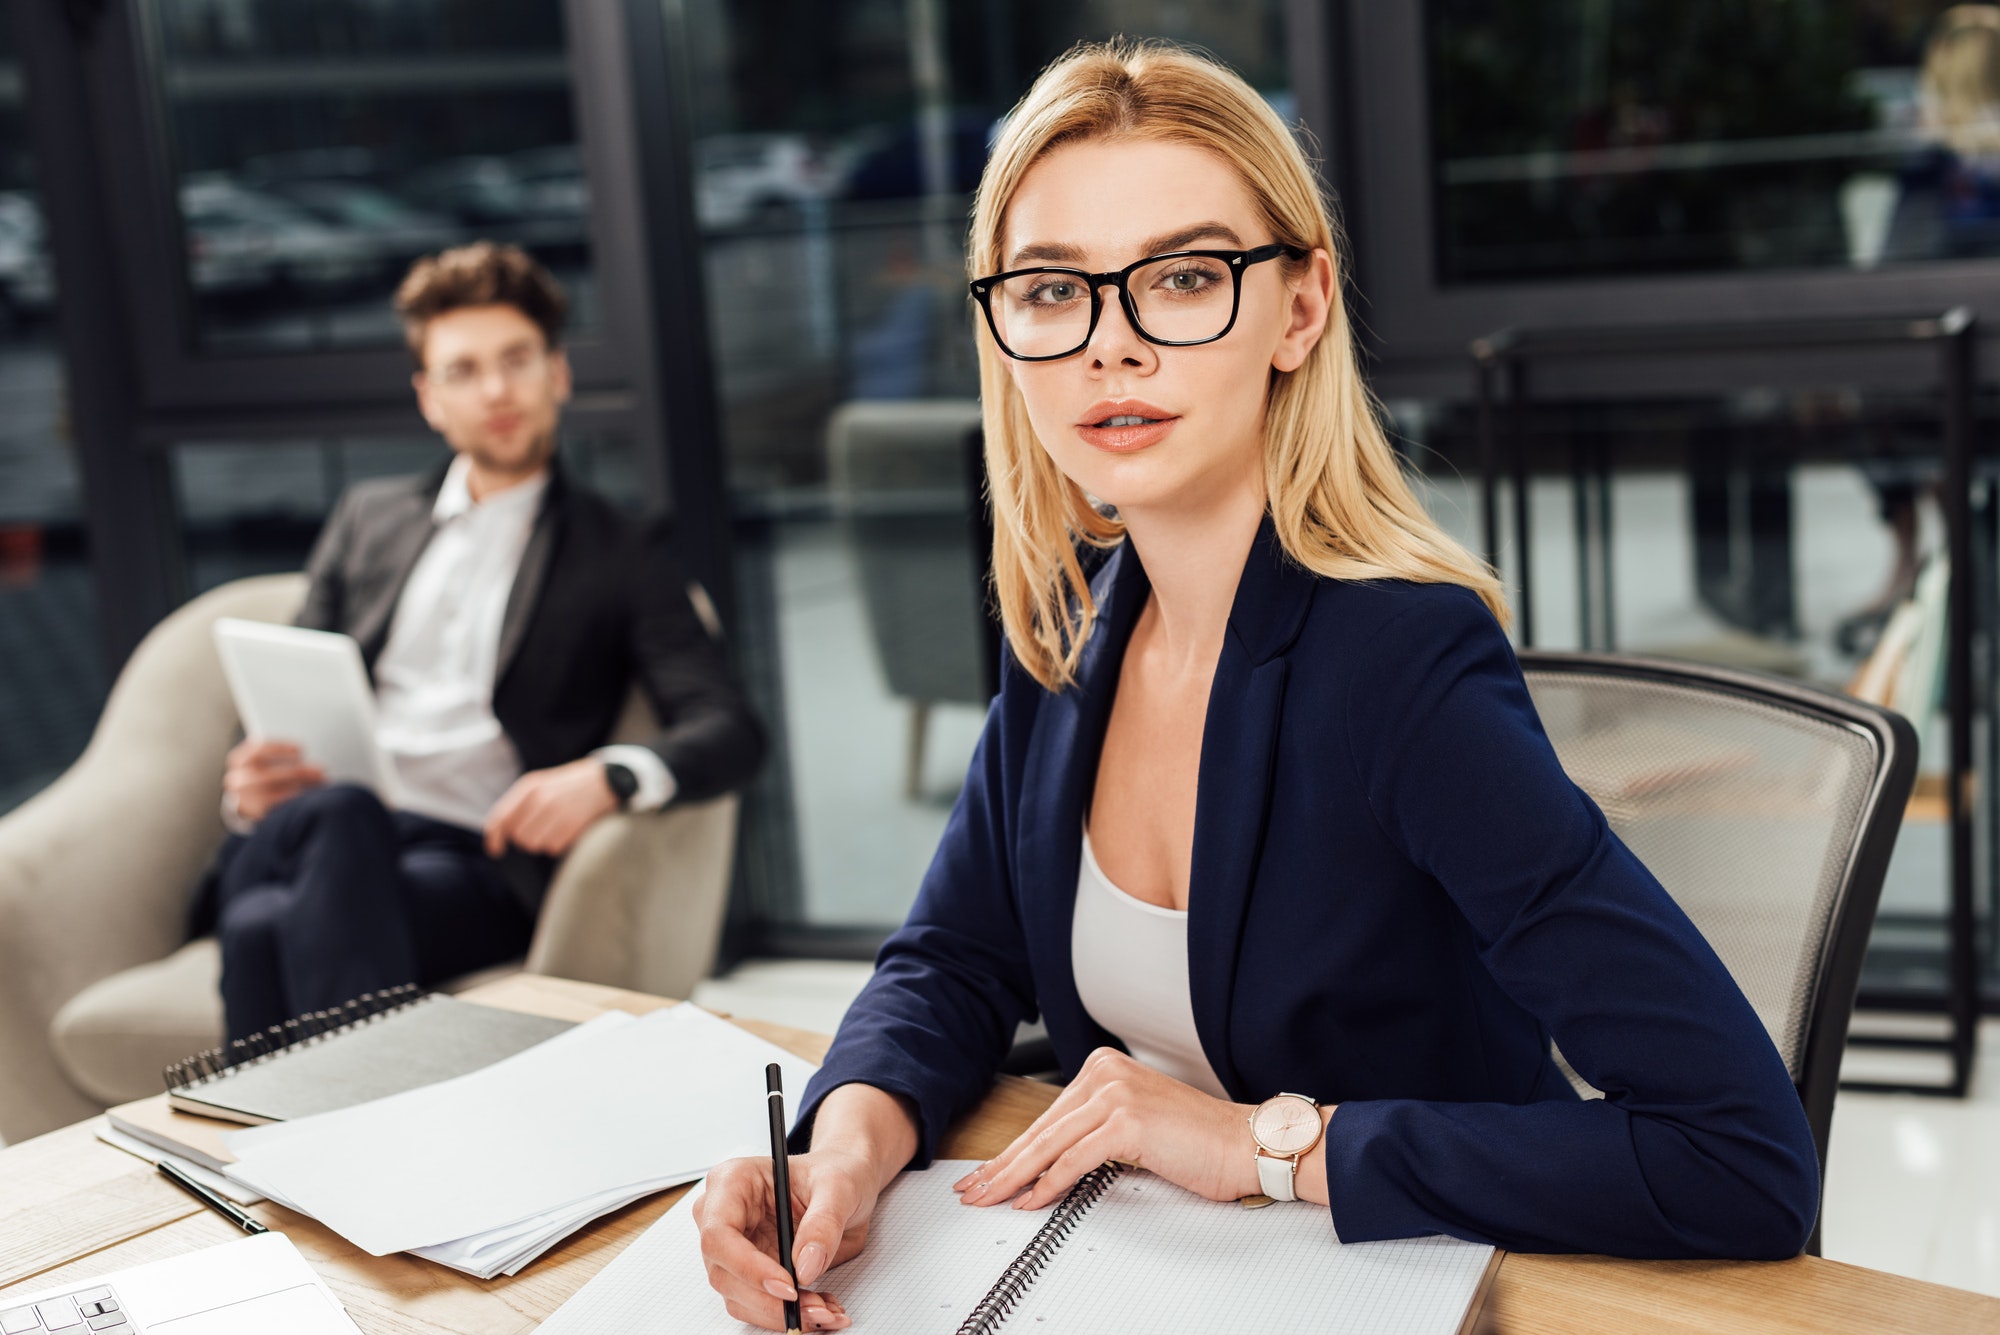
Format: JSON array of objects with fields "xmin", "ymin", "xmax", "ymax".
[
  {"xmin": 539, "ymin": 1162, "xmax": 1496, "ymax": 1335},
  {"xmin": 223, "ymin": 1004, "xmax": 817, "ymax": 1257},
  {"xmin": 95, "ymin": 1125, "xmax": 267, "ymax": 1205}
]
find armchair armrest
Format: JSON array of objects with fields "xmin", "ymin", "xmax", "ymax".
[
  {"xmin": 0, "ymin": 573, "xmax": 306, "ymax": 1141},
  {"xmin": 524, "ymin": 794, "xmax": 740, "ymax": 1000}
]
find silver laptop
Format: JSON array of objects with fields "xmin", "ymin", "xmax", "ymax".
[{"xmin": 0, "ymin": 1234, "xmax": 358, "ymax": 1335}]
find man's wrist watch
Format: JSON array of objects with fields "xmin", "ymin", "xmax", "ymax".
[
  {"xmin": 1249, "ymin": 1092, "xmax": 1324, "ymax": 1202},
  {"xmin": 601, "ymin": 761, "xmax": 639, "ymax": 810}
]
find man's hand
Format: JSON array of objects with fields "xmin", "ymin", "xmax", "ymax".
[
  {"xmin": 483, "ymin": 757, "xmax": 619, "ymax": 858},
  {"xmin": 224, "ymin": 738, "xmax": 325, "ymax": 824}
]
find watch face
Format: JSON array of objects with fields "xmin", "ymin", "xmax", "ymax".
[{"xmin": 1252, "ymin": 1095, "xmax": 1320, "ymax": 1155}]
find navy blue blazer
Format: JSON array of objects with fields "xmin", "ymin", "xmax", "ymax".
[{"xmin": 796, "ymin": 519, "xmax": 1820, "ymax": 1259}]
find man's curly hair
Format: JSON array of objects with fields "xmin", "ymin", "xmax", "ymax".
[{"xmin": 394, "ymin": 241, "xmax": 568, "ymax": 365}]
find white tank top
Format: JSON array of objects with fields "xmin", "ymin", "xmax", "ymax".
[{"xmin": 1071, "ymin": 827, "xmax": 1230, "ymax": 1099}]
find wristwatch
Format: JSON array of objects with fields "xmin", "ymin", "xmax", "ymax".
[
  {"xmin": 601, "ymin": 761, "xmax": 639, "ymax": 810},
  {"xmin": 1249, "ymin": 1092, "xmax": 1324, "ymax": 1202}
]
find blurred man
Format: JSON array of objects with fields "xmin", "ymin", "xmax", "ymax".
[{"xmin": 195, "ymin": 242, "xmax": 763, "ymax": 1041}]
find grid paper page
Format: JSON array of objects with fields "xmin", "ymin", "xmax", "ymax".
[
  {"xmin": 538, "ymin": 1162, "xmax": 1046, "ymax": 1334},
  {"xmin": 1008, "ymin": 1171, "xmax": 1493, "ymax": 1334}
]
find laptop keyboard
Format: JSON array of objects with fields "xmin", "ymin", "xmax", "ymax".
[{"xmin": 0, "ymin": 1286, "xmax": 132, "ymax": 1334}]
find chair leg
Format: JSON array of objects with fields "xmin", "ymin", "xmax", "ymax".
[{"xmin": 906, "ymin": 701, "xmax": 931, "ymax": 800}]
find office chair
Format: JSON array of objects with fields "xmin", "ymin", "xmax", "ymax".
[
  {"xmin": 1521, "ymin": 650, "xmax": 1917, "ymax": 1257},
  {"xmin": 825, "ymin": 399, "xmax": 991, "ymax": 798}
]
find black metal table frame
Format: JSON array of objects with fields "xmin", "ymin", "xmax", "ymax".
[{"xmin": 1471, "ymin": 310, "xmax": 1982, "ymax": 1098}]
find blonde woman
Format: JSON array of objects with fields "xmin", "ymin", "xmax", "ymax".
[{"xmin": 698, "ymin": 41, "xmax": 1817, "ymax": 1331}]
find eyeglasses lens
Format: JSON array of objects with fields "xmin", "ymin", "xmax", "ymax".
[{"xmin": 991, "ymin": 254, "xmax": 1236, "ymax": 358}]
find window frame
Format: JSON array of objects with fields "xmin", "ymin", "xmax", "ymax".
[
  {"xmin": 87, "ymin": 0, "xmax": 644, "ymax": 415},
  {"xmin": 1346, "ymin": 2, "xmax": 2000, "ymax": 386}
]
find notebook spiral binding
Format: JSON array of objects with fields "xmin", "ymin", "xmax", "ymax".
[
  {"xmin": 955, "ymin": 1161, "xmax": 1124, "ymax": 1335},
  {"xmin": 162, "ymin": 983, "xmax": 431, "ymax": 1092}
]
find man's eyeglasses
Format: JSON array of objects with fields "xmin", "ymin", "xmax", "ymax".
[
  {"xmin": 426, "ymin": 345, "xmax": 550, "ymax": 392},
  {"xmin": 969, "ymin": 243, "xmax": 1306, "ymax": 362}
]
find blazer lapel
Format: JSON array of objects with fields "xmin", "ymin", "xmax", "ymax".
[
  {"xmin": 1017, "ymin": 543, "xmax": 1151, "ymax": 1073},
  {"xmin": 495, "ymin": 466, "xmax": 565, "ymax": 686},
  {"xmin": 1187, "ymin": 518, "xmax": 1318, "ymax": 1101}
]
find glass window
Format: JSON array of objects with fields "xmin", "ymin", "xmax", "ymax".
[
  {"xmin": 0, "ymin": 10, "xmax": 105, "ymax": 814},
  {"xmin": 1429, "ymin": 2, "xmax": 2000, "ymax": 281},
  {"xmin": 694, "ymin": 0, "xmax": 1295, "ymax": 933},
  {"xmin": 151, "ymin": 0, "xmax": 593, "ymax": 352},
  {"xmin": 1389, "ymin": 387, "xmax": 1975, "ymax": 1009}
]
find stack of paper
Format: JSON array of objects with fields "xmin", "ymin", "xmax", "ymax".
[{"xmin": 221, "ymin": 1004, "xmax": 817, "ymax": 1279}]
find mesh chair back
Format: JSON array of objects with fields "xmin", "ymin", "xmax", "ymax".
[{"xmin": 1519, "ymin": 652, "xmax": 1915, "ymax": 1189}]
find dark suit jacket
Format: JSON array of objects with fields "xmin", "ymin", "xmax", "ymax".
[
  {"xmin": 795, "ymin": 518, "xmax": 1820, "ymax": 1261},
  {"xmin": 291, "ymin": 459, "xmax": 764, "ymax": 900}
]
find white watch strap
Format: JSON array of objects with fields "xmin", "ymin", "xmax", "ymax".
[{"xmin": 1255, "ymin": 1151, "xmax": 1298, "ymax": 1202}]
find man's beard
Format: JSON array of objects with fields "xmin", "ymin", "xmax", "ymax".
[{"xmin": 468, "ymin": 424, "xmax": 558, "ymax": 479}]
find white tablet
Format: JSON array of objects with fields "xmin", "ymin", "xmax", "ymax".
[{"xmin": 212, "ymin": 618, "xmax": 403, "ymax": 805}]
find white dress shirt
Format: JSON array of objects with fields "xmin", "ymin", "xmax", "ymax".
[{"xmin": 367, "ymin": 455, "xmax": 673, "ymax": 831}]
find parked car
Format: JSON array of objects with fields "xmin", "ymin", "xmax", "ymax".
[
  {"xmin": 262, "ymin": 179, "xmax": 460, "ymax": 276},
  {"xmin": 696, "ymin": 133, "xmax": 833, "ymax": 230},
  {"xmin": 179, "ymin": 176, "xmax": 377, "ymax": 297},
  {"xmin": 838, "ymin": 112, "xmax": 994, "ymax": 201},
  {"xmin": 0, "ymin": 192, "xmax": 54, "ymax": 323},
  {"xmin": 506, "ymin": 144, "xmax": 592, "ymax": 257},
  {"xmin": 397, "ymin": 153, "xmax": 586, "ymax": 258}
]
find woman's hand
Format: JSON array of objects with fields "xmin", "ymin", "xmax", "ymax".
[
  {"xmin": 694, "ymin": 1082, "xmax": 919, "ymax": 1332},
  {"xmin": 694, "ymin": 1149, "xmax": 877, "ymax": 1331},
  {"xmin": 952, "ymin": 1048, "xmax": 1262, "ymax": 1211}
]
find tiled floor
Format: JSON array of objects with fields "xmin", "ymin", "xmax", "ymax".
[
  {"xmin": 1826, "ymin": 1019, "xmax": 2000, "ymax": 1297},
  {"xmin": 695, "ymin": 960, "xmax": 2000, "ymax": 1299}
]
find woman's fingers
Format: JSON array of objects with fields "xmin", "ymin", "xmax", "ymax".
[
  {"xmin": 717, "ymin": 1289, "xmax": 849, "ymax": 1332},
  {"xmin": 955, "ymin": 1054, "xmax": 1117, "ymax": 1195},
  {"xmin": 698, "ymin": 1157, "xmax": 866, "ymax": 1331},
  {"xmin": 791, "ymin": 1171, "xmax": 868, "ymax": 1287},
  {"xmin": 961, "ymin": 1101, "xmax": 1105, "ymax": 1207},
  {"xmin": 696, "ymin": 1166, "xmax": 797, "ymax": 1296},
  {"xmin": 1017, "ymin": 1123, "xmax": 1123, "ymax": 1209}
]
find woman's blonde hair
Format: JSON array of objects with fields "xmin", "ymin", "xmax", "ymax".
[
  {"xmin": 970, "ymin": 39, "xmax": 1508, "ymax": 691},
  {"xmin": 1923, "ymin": 5, "xmax": 2000, "ymax": 158}
]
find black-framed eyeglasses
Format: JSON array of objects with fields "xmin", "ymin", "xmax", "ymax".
[{"xmin": 968, "ymin": 242, "xmax": 1306, "ymax": 362}]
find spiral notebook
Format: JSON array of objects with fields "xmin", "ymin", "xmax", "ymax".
[
  {"xmin": 162, "ymin": 985, "xmax": 574, "ymax": 1125},
  {"xmin": 540, "ymin": 1160, "xmax": 1499, "ymax": 1335}
]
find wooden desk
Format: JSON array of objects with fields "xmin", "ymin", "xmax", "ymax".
[{"xmin": 1, "ymin": 973, "xmax": 1994, "ymax": 1334}]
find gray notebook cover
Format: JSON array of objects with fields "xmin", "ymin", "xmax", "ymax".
[{"xmin": 168, "ymin": 995, "xmax": 575, "ymax": 1125}]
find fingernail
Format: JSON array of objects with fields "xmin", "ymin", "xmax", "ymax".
[
  {"xmin": 796, "ymin": 1241, "xmax": 827, "ymax": 1286},
  {"xmin": 963, "ymin": 1180, "xmax": 989, "ymax": 1201},
  {"xmin": 763, "ymin": 1277, "xmax": 797, "ymax": 1301}
]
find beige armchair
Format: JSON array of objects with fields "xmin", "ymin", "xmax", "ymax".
[{"xmin": 0, "ymin": 574, "xmax": 738, "ymax": 1143}]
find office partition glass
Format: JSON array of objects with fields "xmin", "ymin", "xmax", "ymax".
[
  {"xmin": 691, "ymin": 0, "xmax": 1294, "ymax": 936},
  {"xmin": 0, "ymin": 12, "xmax": 105, "ymax": 815},
  {"xmin": 1429, "ymin": 1, "xmax": 2000, "ymax": 282},
  {"xmin": 148, "ymin": 0, "xmax": 593, "ymax": 352}
]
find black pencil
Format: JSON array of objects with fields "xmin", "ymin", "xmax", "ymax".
[{"xmin": 766, "ymin": 1062, "xmax": 803, "ymax": 1335}]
